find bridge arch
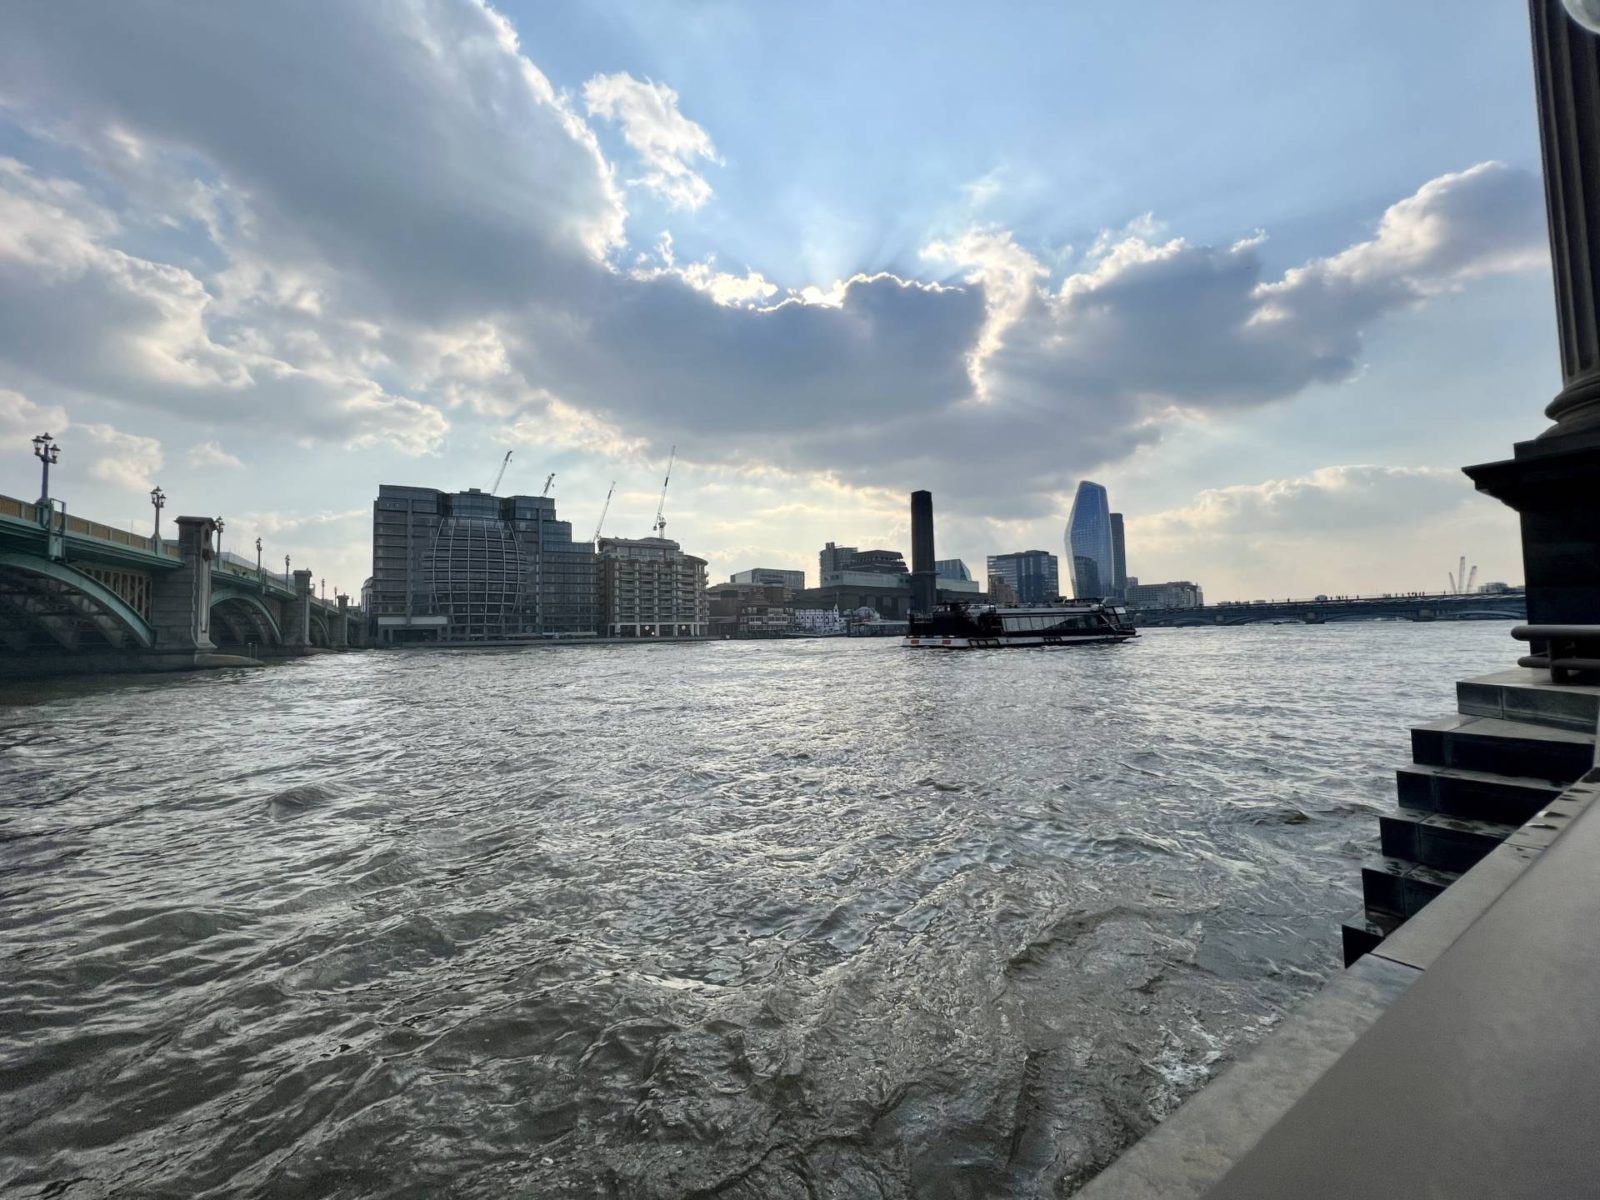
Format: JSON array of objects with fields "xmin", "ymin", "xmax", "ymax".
[
  {"xmin": 0, "ymin": 551, "xmax": 155, "ymax": 651},
  {"xmin": 309, "ymin": 613, "xmax": 329, "ymax": 648},
  {"xmin": 210, "ymin": 586, "xmax": 283, "ymax": 646}
]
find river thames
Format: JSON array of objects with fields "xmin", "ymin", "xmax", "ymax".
[{"xmin": 0, "ymin": 623, "xmax": 1517, "ymax": 1198}]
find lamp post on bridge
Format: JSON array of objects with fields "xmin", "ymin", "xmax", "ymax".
[
  {"xmin": 320, "ymin": 578, "xmax": 326, "ymax": 603},
  {"xmin": 255, "ymin": 536, "xmax": 263, "ymax": 581},
  {"xmin": 149, "ymin": 486, "xmax": 165, "ymax": 541},
  {"xmin": 214, "ymin": 516, "xmax": 225, "ymax": 565},
  {"xmin": 284, "ymin": 554, "xmax": 290, "ymax": 586},
  {"xmin": 31, "ymin": 432, "xmax": 59, "ymax": 509}
]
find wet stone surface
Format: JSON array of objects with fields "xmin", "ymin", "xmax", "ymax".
[{"xmin": 0, "ymin": 624, "xmax": 1517, "ymax": 1197}]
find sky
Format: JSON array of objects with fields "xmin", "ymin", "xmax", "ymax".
[{"xmin": 0, "ymin": 1, "xmax": 1561, "ymax": 601}]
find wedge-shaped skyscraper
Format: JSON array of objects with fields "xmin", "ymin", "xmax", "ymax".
[{"xmin": 1065, "ymin": 481, "xmax": 1114, "ymax": 600}]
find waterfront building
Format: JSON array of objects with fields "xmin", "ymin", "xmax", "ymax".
[
  {"xmin": 707, "ymin": 581, "xmax": 790, "ymax": 638},
  {"xmin": 1066, "ymin": 481, "xmax": 1115, "ymax": 599},
  {"xmin": 731, "ymin": 567, "xmax": 805, "ymax": 592},
  {"xmin": 1109, "ymin": 512, "xmax": 1127, "ymax": 600},
  {"xmin": 935, "ymin": 558, "xmax": 973, "ymax": 581},
  {"xmin": 1126, "ymin": 580, "xmax": 1204, "ymax": 610},
  {"xmin": 819, "ymin": 542, "xmax": 857, "ymax": 578},
  {"xmin": 986, "ymin": 574, "xmax": 1020, "ymax": 606},
  {"xmin": 370, "ymin": 484, "xmax": 597, "ymax": 643},
  {"xmin": 597, "ymin": 536, "xmax": 708, "ymax": 637},
  {"xmin": 791, "ymin": 607, "xmax": 845, "ymax": 635},
  {"xmin": 985, "ymin": 550, "xmax": 1060, "ymax": 605}
]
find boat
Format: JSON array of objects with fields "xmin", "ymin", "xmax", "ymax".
[{"xmin": 903, "ymin": 600, "xmax": 1138, "ymax": 649}]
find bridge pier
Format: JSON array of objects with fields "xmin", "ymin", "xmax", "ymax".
[
  {"xmin": 284, "ymin": 569, "xmax": 313, "ymax": 648},
  {"xmin": 147, "ymin": 516, "xmax": 217, "ymax": 655},
  {"xmin": 332, "ymin": 595, "xmax": 350, "ymax": 649}
]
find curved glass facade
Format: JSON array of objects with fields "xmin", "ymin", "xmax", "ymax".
[{"xmin": 1065, "ymin": 481, "xmax": 1114, "ymax": 600}]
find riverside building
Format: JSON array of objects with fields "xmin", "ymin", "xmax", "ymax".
[
  {"xmin": 369, "ymin": 484, "xmax": 596, "ymax": 643},
  {"xmin": 597, "ymin": 536, "xmax": 709, "ymax": 638},
  {"xmin": 1066, "ymin": 481, "xmax": 1115, "ymax": 599},
  {"xmin": 731, "ymin": 567, "xmax": 805, "ymax": 592},
  {"xmin": 986, "ymin": 550, "xmax": 1060, "ymax": 605}
]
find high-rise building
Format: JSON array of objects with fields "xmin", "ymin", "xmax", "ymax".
[
  {"xmin": 986, "ymin": 574, "xmax": 1020, "ymax": 606},
  {"xmin": 935, "ymin": 558, "xmax": 973, "ymax": 581},
  {"xmin": 985, "ymin": 550, "xmax": 1060, "ymax": 605},
  {"xmin": 819, "ymin": 542, "xmax": 858, "ymax": 579},
  {"xmin": 369, "ymin": 484, "xmax": 596, "ymax": 643},
  {"xmin": 1066, "ymin": 481, "xmax": 1114, "ymax": 599},
  {"xmin": 1109, "ymin": 513, "xmax": 1127, "ymax": 601},
  {"xmin": 598, "ymin": 536, "xmax": 708, "ymax": 637},
  {"xmin": 731, "ymin": 567, "xmax": 805, "ymax": 592}
]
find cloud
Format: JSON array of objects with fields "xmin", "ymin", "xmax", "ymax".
[
  {"xmin": 1126, "ymin": 465, "xmax": 1520, "ymax": 599},
  {"xmin": 0, "ymin": 389, "xmax": 69, "ymax": 451},
  {"xmin": 584, "ymin": 72, "xmax": 719, "ymax": 210},
  {"xmin": 0, "ymin": 0, "xmax": 1550, "ymax": 529},
  {"xmin": 187, "ymin": 440, "xmax": 243, "ymax": 468},
  {"xmin": 80, "ymin": 422, "xmax": 163, "ymax": 492}
]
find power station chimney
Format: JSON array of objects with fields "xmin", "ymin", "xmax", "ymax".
[{"xmin": 910, "ymin": 489, "xmax": 937, "ymax": 614}]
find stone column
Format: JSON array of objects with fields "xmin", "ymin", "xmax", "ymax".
[
  {"xmin": 147, "ymin": 516, "xmax": 217, "ymax": 652},
  {"xmin": 283, "ymin": 568, "xmax": 313, "ymax": 648},
  {"xmin": 1463, "ymin": 1, "xmax": 1600, "ymax": 630},
  {"xmin": 332, "ymin": 594, "xmax": 350, "ymax": 648}
]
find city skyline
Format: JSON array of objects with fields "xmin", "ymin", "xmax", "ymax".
[{"xmin": 0, "ymin": 2, "xmax": 1543, "ymax": 601}]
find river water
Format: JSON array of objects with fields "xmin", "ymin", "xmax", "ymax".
[{"xmin": 1, "ymin": 623, "xmax": 1517, "ymax": 1198}]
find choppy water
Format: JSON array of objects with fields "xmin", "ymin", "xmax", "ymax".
[{"xmin": 1, "ymin": 624, "xmax": 1518, "ymax": 1198}]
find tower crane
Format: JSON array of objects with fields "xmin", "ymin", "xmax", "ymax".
[
  {"xmin": 592, "ymin": 480, "xmax": 616, "ymax": 544},
  {"xmin": 652, "ymin": 445, "xmax": 676, "ymax": 538},
  {"xmin": 543, "ymin": 473, "xmax": 556, "ymax": 496},
  {"xmin": 488, "ymin": 450, "xmax": 512, "ymax": 494}
]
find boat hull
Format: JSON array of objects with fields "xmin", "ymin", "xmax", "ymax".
[{"xmin": 903, "ymin": 631, "xmax": 1136, "ymax": 649}]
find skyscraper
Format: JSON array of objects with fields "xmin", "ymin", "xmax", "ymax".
[
  {"xmin": 1109, "ymin": 512, "xmax": 1127, "ymax": 601},
  {"xmin": 985, "ymin": 550, "xmax": 1060, "ymax": 605},
  {"xmin": 1065, "ymin": 481, "xmax": 1114, "ymax": 600}
]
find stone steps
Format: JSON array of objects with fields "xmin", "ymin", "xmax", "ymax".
[
  {"xmin": 1410, "ymin": 713, "xmax": 1594, "ymax": 782},
  {"xmin": 1378, "ymin": 809, "xmax": 1520, "ymax": 874},
  {"xmin": 1395, "ymin": 764, "xmax": 1566, "ymax": 826},
  {"xmin": 1344, "ymin": 669, "xmax": 1596, "ymax": 966}
]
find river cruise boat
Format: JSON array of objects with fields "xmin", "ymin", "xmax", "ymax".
[{"xmin": 904, "ymin": 600, "xmax": 1138, "ymax": 649}]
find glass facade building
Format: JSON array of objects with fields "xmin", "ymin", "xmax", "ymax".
[
  {"xmin": 370, "ymin": 484, "xmax": 597, "ymax": 642},
  {"xmin": 1066, "ymin": 481, "xmax": 1114, "ymax": 600},
  {"xmin": 985, "ymin": 550, "xmax": 1060, "ymax": 605}
]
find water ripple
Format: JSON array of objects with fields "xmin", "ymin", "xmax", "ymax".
[{"xmin": 0, "ymin": 623, "xmax": 1516, "ymax": 1197}]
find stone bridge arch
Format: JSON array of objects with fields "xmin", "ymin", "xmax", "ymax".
[
  {"xmin": 0, "ymin": 551, "xmax": 155, "ymax": 652},
  {"xmin": 209, "ymin": 586, "xmax": 283, "ymax": 648}
]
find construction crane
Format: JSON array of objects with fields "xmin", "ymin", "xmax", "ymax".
[
  {"xmin": 652, "ymin": 445, "xmax": 676, "ymax": 538},
  {"xmin": 542, "ymin": 473, "xmax": 555, "ymax": 496},
  {"xmin": 488, "ymin": 450, "xmax": 512, "ymax": 494},
  {"xmin": 592, "ymin": 480, "xmax": 616, "ymax": 544},
  {"xmin": 1466, "ymin": 564, "xmax": 1478, "ymax": 594}
]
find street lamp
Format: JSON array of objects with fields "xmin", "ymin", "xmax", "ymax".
[
  {"xmin": 284, "ymin": 554, "xmax": 291, "ymax": 586},
  {"xmin": 320, "ymin": 577, "xmax": 326, "ymax": 602},
  {"xmin": 255, "ymin": 536, "xmax": 263, "ymax": 578},
  {"xmin": 150, "ymin": 486, "xmax": 166, "ymax": 540},
  {"xmin": 1563, "ymin": 0, "xmax": 1600, "ymax": 32},
  {"xmin": 215, "ymin": 516, "xmax": 225, "ymax": 563},
  {"xmin": 31, "ymin": 432, "xmax": 59, "ymax": 507}
]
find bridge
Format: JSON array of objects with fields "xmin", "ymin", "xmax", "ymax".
[
  {"xmin": 0, "ymin": 494, "xmax": 365, "ymax": 676},
  {"xmin": 1132, "ymin": 589, "xmax": 1527, "ymax": 628}
]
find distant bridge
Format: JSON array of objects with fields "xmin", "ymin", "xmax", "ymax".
[
  {"xmin": 1132, "ymin": 590, "xmax": 1527, "ymax": 629},
  {"xmin": 0, "ymin": 494, "xmax": 364, "ymax": 675}
]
